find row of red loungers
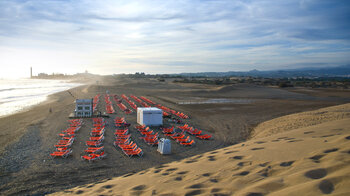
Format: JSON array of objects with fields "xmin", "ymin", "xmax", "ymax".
[
  {"xmin": 113, "ymin": 95, "xmax": 132, "ymax": 114},
  {"xmin": 50, "ymin": 119, "xmax": 83, "ymax": 158},
  {"xmin": 135, "ymin": 125, "xmax": 159, "ymax": 146},
  {"xmin": 121, "ymin": 94, "xmax": 138, "ymax": 110},
  {"xmin": 93, "ymin": 94, "xmax": 100, "ymax": 112},
  {"xmin": 130, "ymin": 95, "xmax": 170, "ymax": 117},
  {"xmin": 130, "ymin": 95, "xmax": 150, "ymax": 108},
  {"xmin": 139, "ymin": 96, "xmax": 188, "ymax": 119},
  {"xmin": 114, "ymin": 117, "xmax": 143, "ymax": 157},
  {"xmin": 177, "ymin": 124, "xmax": 213, "ymax": 140},
  {"xmin": 161, "ymin": 127, "xmax": 195, "ymax": 146},
  {"xmin": 105, "ymin": 94, "xmax": 115, "ymax": 114},
  {"xmin": 82, "ymin": 117, "xmax": 106, "ymax": 162}
]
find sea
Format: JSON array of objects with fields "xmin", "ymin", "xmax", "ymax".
[{"xmin": 0, "ymin": 79, "xmax": 82, "ymax": 118}]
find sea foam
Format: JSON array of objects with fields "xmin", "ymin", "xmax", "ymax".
[{"xmin": 0, "ymin": 79, "xmax": 81, "ymax": 118}]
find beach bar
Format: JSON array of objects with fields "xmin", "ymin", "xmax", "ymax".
[
  {"xmin": 137, "ymin": 107, "xmax": 163, "ymax": 126},
  {"xmin": 75, "ymin": 99, "xmax": 93, "ymax": 117}
]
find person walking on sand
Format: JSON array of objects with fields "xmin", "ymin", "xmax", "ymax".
[{"xmin": 49, "ymin": 108, "xmax": 52, "ymax": 113}]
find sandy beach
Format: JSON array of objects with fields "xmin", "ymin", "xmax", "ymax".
[
  {"xmin": 51, "ymin": 103, "xmax": 350, "ymax": 196},
  {"xmin": 0, "ymin": 76, "xmax": 349, "ymax": 195}
]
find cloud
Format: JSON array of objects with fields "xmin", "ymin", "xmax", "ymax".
[{"xmin": 0, "ymin": 0, "xmax": 349, "ymax": 77}]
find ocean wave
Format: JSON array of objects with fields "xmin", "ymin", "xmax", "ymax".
[{"xmin": 0, "ymin": 79, "xmax": 82, "ymax": 118}]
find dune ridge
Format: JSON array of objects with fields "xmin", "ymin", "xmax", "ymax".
[
  {"xmin": 252, "ymin": 103, "xmax": 350, "ymax": 139},
  {"xmin": 51, "ymin": 103, "xmax": 350, "ymax": 196}
]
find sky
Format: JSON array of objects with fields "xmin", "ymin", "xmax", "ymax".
[{"xmin": 0, "ymin": 0, "xmax": 349, "ymax": 78}]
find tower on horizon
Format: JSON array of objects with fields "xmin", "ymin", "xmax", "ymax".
[{"xmin": 30, "ymin": 67, "xmax": 32, "ymax": 78}]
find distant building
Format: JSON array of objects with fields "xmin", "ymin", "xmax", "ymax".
[
  {"xmin": 38, "ymin": 73, "xmax": 49, "ymax": 77},
  {"xmin": 75, "ymin": 99, "xmax": 93, "ymax": 117}
]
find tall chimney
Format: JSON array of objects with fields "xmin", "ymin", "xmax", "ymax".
[{"xmin": 30, "ymin": 67, "xmax": 32, "ymax": 78}]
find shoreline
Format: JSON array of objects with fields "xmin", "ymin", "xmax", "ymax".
[
  {"xmin": 0, "ymin": 84, "xmax": 88, "ymax": 155},
  {"xmin": 0, "ymin": 79, "xmax": 84, "ymax": 119}
]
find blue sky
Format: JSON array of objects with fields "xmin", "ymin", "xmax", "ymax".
[{"xmin": 0, "ymin": 0, "xmax": 349, "ymax": 78}]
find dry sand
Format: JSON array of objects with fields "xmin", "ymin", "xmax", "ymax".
[
  {"xmin": 51, "ymin": 103, "xmax": 350, "ymax": 196},
  {"xmin": 0, "ymin": 77, "xmax": 349, "ymax": 195}
]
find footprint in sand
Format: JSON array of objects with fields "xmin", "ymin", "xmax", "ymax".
[
  {"xmin": 271, "ymin": 139, "xmax": 280, "ymax": 142},
  {"xmin": 187, "ymin": 183, "xmax": 206, "ymax": 189},
  {"xmin": 154, "ymin": 169, "xmax": 162, "ymax": 173},
  {"xmin": 259, "ymin": 162, "xmax": 270, "ymax": 167},
  {"xmin": 75, "ymin": 190, "xmax": 84, "ymax": 194},
  {"xmin": 208, "ymin": 155, "xmax": 216, "ymax": 161},
  {"xmin": 123, "ymin": 172, "xmax": 135, "ymax": 177},
  {"xmin": 280, "ymin": 161, "xmax": 294, "ymax": 167},
  {"xmin": 246, "ymin": 192, "xmax": 264, "ymax": 196},
  {"xmin": 185, "ymin": 159, "xmax": 198, "ymax": 163},
  {"xmin": 211, "ymin": 188, "xmax": 222, "ymax": 193},
  {"xmin": 255, "ymin": 141, "xmax": 266, "ymax": 144},
  {"xmin": 258, "ymin": 168, "xmax": 270, "ymax": 177},
  {"xmin": 86, "ymin": 184, "xmax": 95, "ymax": 188},
  {"xmin": 185, "ymin": 190, "xmax": 203, "ymax": 196},
  {"xmin": 177, "ymin": 171, "xmax": 189, "ymax": 175},
  {"xmin": 232, "ymin": 155, "xmax": 244, "ymax": 160},
  {"xmin": 323, "ymin": 148, "xmax": 338, "ymax": 153},
  {"xmin": 321, "ymin": 134, "xmax": 335, "ymax": 138},
  {"xmin": 236, "ymin": 171, "xmax": 250, "ymax": 176},
  {"xmin": 319, "ymin": 179, "xmax": 334, "ymax": 194},
  {"xmin": 309, "ymin": 154, "xmax": 324, "ymax": 163},
  {"xmin": 174, "ymin": 176, "xmax": 182, "ymax": 181},
  {"xmin": 284, "ymin": 138, "xmax": 296, "ymax": 140},
  {"xmin": 209, "ymin": 178, "xmax": 219, "ymax": 183},
  {"xmin": 224, "ymin": 150, "xmax": 238, "ymax": 154},
  {"xmin": 210, "ymin": 151, "xmax": 218, "ymax": 154},
  {"xmin": 304, "ymin": 168, "xmax": 327, "ymax": 179},
  {"xmin": 288, "ymin": 139, "xmax": 303, "ymax": 143},
  {"xmin": 102, "ymin": 184, "xmax": 114, "ymax": 189},
  {"xmin": 165, "ymin": 168, "xmax": 178, "ymax": 172},
  {"xmin": 251, "ymin": 147, "xmax": 264, "ymax": 151},
  {"xmin": 237, "ymin": 161, "xmax": 252, "ymax": 167},
  {"xmin": 345, "ymin": 136, "xmax": 350, "ymax": 140},
  {"xmin": 202, "ymin": 173, "xmax": 211, "ymax": 177},
  {"xmin": 162, "ymin": 172, "xmax": 170, "ymax": 176},
  {"xmin": 304, "ymin": 131, "xmax": 314, "ymax": 134},
  {"xmin": 131, "ymin": 184, "xmax": 147, "ymax": 191}
]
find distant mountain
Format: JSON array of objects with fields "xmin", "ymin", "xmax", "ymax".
[{"xmin": 176, "ymin": 65, "xmax": 350, "ymax": 78}]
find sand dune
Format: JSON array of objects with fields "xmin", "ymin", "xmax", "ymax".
[{"xmin": 51, "ymin": 103, "xmax": 350, "ymax": 196}]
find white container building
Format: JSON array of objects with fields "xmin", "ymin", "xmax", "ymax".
[
  {"xmin": 75, "ymin": 99, "xmax": 93, "ymax": 117},
  {"xmin": 137, "ymin": 107, "xmax": 163, "ymax": 126}
]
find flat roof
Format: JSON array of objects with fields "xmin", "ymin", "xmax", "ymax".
[{"xmin": 137, "ymin": 107, "xmax": 162, "ymax": 112}]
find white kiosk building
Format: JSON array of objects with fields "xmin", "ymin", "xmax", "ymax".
[
  {"xmin": 137, "ymin": 107, "xmax": 163, "ymax": 126},
  {"xmin": 75, "ymin": 99, "xmax": 93, "ymax": 117}
]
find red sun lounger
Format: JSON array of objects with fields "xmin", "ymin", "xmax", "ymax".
[
  {"xmin": 55, "ymin": 142, "xmax": 73, "ymax": 148},
  {"xmin": 84, "ymin": 146, "xmax": 104, "ymax": 153},
  {"xmin": 50, "ymin": 149, "xmax": 72, "ymax": 158},
  {"xmin": 196, "ymin": 134, "xmax": 213, "ymax": 140},
  {"xmin": 86, "ymin": 140, "xmax": 102, "ymax": 147},
  {"xmin": 123, "ymin": 148, "xmax": 143, "ymax": 157},
  {"xmin": 179, "ymin": 140, "xmax": 194, "ymax": 146},
  {"xmin": 81, "ymin": 151, "xmax": 106, "ymax": 162},
  {"xmin": 89, "ymin": 135, "xmax": 104, "ymax": 141},
  {"xmin": 176, "ymin": 136, "xmax": 190, "ymax": 143}
]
